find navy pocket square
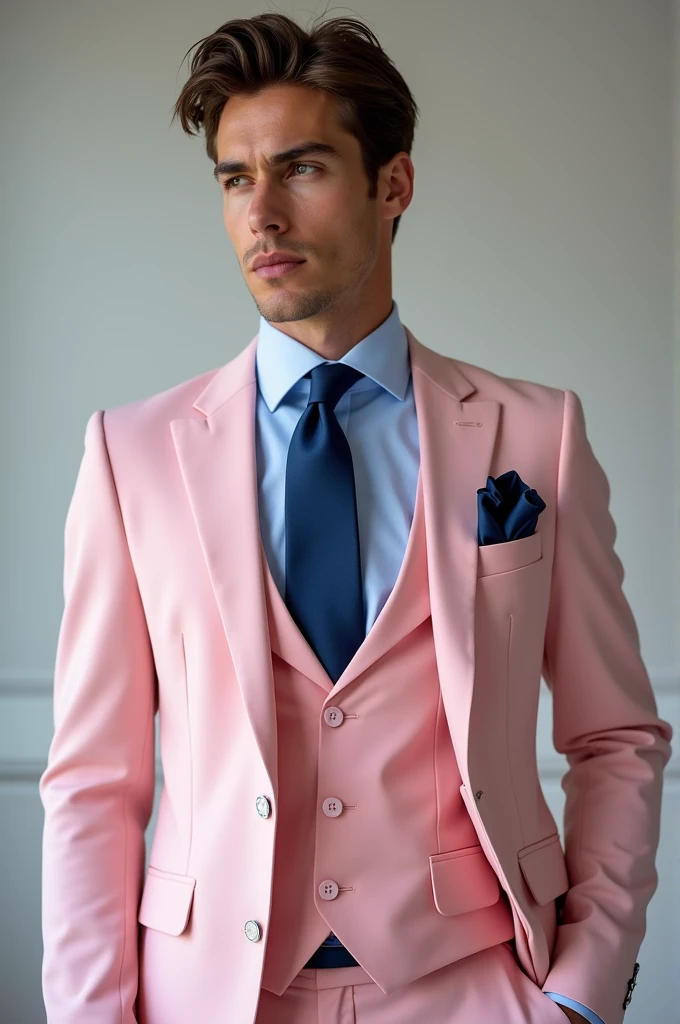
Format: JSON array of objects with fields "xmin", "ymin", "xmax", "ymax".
[{"xmin": 477, "ymin": 470, "xmax": 546, "ymax": 546}]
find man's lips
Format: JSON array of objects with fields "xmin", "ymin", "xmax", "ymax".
[
  {"xmin": 254, "ymin": 260, "xmax": 306, "ymax": 279},
  {"xmin": 252, "ymin": 252, "xmax": 306, "ymax": 270}
]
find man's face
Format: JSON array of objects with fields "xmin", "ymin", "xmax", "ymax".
[{"xmin": 214, "ymin": 83, "xmax": 394, "ymax": 326}]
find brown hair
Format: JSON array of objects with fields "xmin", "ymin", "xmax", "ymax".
[{"xmin": 171, "ymin": 10, "xmax": 419, "ymax": 242}]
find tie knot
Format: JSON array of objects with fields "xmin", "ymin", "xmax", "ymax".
[{"xmin": 307, "ymin": 362, "xmax": 365, "ymax": 410}]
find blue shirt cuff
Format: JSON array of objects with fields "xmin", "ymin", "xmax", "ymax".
[{"xmin": 544, "ymin": 991, "xmax": 605, "ymax": 1024}]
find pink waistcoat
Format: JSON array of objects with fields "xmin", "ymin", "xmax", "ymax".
[{"xmin": 259, "ymin": 466, "xmax": 515, "ymax": 997}]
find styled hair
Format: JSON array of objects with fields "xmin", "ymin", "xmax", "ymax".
[{"xmin": 171, "ymin": 11, "xmax": 419, "ymax": 242}]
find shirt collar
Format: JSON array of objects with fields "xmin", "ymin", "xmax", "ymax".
[{"xmin": 255, "ymin": 299, "xmax": 410, "ymax": 412}]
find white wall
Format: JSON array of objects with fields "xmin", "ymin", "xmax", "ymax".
[{"xmin": 1, "ymin": 1, "xmax": 677, "ymax": 1020}]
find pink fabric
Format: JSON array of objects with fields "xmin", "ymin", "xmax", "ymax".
[
  {"xmin": 255, "ymin": 459, "xmax": 517, "ymax": 996},
  {"xmin": 255, "ymin": 942, "xmax": 568, "ymax": 1023},
  {"xmin": 40, "ymin": 327, "xmax": 672, "ymax": 1024}
]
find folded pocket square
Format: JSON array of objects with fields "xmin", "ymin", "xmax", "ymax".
[{"xmin": 477, "ymin": 470, "xmax": 546, "ymax": 545}]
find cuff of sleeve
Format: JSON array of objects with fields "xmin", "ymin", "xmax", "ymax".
[{"xmin": 544, "ymin": 991, "xmax": 606, "ymax": 1024}]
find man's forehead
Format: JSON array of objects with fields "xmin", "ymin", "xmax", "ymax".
[{"xmin": 220, "ymin": 84, "xmax": 334, "ymax": 126}]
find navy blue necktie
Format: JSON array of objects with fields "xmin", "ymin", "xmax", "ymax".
[{"xmin": 284, "ymin": 362, "xmax": 366, "ymax": 684}]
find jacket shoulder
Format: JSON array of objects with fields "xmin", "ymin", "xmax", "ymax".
[
  {"xmin": 103, "ymin": 364, "xmax": 219, "ymax": 429},
  {"xmin": 451, "ymin": 355, "xmax": 565, "ymax": 409},
  {"xmin": 80, "ymin": 362, "xmax": 226, "ymax": 481}
]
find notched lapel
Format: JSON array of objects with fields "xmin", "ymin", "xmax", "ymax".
[{"xmin": 170, "ymin": 336, "xmax": 280, "ymax": 796}]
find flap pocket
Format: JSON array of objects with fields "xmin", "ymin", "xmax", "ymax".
[
  {"xmin": 477, "ymin": 529, "xmax": 542, "ymax": 578},
  {"xmin": 517, "ymin": 832, "xmax": 569, "ymax": 906},
  {"xmin": 138, "ymin": 865, "xmax": 196, "ymax": 936},
  {"xmin": 429, "ymin": 843, "xmax": 500, "ymax": 916}
]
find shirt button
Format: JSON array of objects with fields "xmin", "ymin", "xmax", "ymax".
[
  {"xmin": 244, "ymin": 920, "xmax": 262, "ymax": 941},
  {"xmin": 319, "ymin": 879, "xmax": 339, "ymax": 900},
  {"xmin": 255, "ymin": 795, "xmax": 271, "ymax": 818},
  {"xmin": 324, "ymin": 706, "xmax": 344, "ymax": 727},
  {"xmin": 322, "ymin": 797, "xmax": 344, "ymax": 817}
]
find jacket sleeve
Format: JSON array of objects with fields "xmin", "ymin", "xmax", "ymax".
[
  {"xmin": 39, "ymin": 409, "xmax": 157, "ymax": 1023},
  {"xmin": 540, "ymin": 388, "xmax": 673, "ymax": 1024}
]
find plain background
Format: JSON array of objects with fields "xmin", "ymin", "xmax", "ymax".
[{"xmin": 1, "ymin": 1, "xmax": 677, "ymax": 1020}]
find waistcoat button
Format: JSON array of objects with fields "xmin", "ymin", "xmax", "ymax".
[
  {"xmin": 244, "ymin": 920, "xmax": 262, "ymax": 941},
  {"xmin": 324, "ymin": 707, "xmax": 344, "ymax": 727},
  {"xmin": 322, "ymin": 797, "xmax": 343, "ymax": 817},
  {"xmin": 256, "ymin": 795, "xmax": 271, "ymax": 818},
  {"xmin": 319, "ymin": 879, "xmax": 339, "ymax": 900},
  {"xmin": 475, "ymin": 790, "xmax": 483, "ymax": 800}
]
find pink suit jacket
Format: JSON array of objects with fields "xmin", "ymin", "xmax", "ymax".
[{"xmin": 39, "ymin": 327, "xmax": 673, "ymax": 1024}]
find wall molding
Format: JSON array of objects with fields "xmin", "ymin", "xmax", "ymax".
[
  {"xmin": 0, "ymin": 759, "xmax": 164, "ymax": 784},
  {"xmin": 2, "ymin": 757, "xmax": 679, "ymax": 785}
]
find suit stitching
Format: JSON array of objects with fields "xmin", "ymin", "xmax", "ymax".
[
  {"xmin": 432, "ymin": 693, "xmax": 443, "ymax": 853},
  {"xmin": 541, "ymin": 389, "xmax": 567, "ymax": 691},
  {"xmin": 181, "ymin": 631, "xmax": 194, "ymax": 874},
  {"xmin": 506, "ymin": 613, "xmax": 526, "ymax": 848}
]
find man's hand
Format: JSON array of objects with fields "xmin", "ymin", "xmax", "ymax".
[{"xmin": 556, "ymin": 1006, "xmax": 589, "ymax": 1024}]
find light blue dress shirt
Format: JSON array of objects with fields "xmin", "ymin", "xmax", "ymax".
[{"xmin": 254, "ymin": 298, "xmax": 604, "ymax": 1024}]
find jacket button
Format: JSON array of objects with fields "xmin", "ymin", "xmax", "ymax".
[
  {"xmin": 322, "ymin": 797, "xmax": 343, "ymax": 817},
  {"xmin": 319, "ymin": 879, "xmax": 339, "ymax": 900},
  {"xmin": 256, "ymin": 795, "xmax": 271, "ymax": 818},
  {"xmin": 324, "ymin": 706, "xmax": 344, "ymax": 727},
  {"xmin": 244, "ymin": 920, "xmax": 262, "ymax": 942}
]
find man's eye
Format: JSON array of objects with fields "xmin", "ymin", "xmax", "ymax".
[{"xmin": 223, "ymin": 163, "xmax": 317, "ymax": 190}]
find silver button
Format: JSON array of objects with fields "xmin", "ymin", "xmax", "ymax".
[
  {"xmin": 256, "ymin": 795, "xmax": 271, "ymax": 818},
  {"xmin": 318, "ymin": 879, "xmax": 339, "ymax": 900},
  {"xmin": 244, "ymin": 920, "xmax": 262, "ymax": 941},
  {"xmin": 324, "ymin": 706, "xmax": 344, "ymax": 727},
  {"xmin": 322, "ymin": 797, "xmax": 343, "ymax": 817}
]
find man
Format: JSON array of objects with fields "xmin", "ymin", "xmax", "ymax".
[{"xmin": 39, "ymin": 12, "xmax": 672, "ymax": 1024}]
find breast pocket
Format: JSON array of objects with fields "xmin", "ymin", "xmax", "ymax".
[{"xmin": 477, "ymin": 529, "xmax": 542, "ymax": 578}]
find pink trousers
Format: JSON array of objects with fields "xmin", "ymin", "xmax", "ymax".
[{"xmin": 255, "ymin": 940, "xmax": 568, "ymax": 1023}]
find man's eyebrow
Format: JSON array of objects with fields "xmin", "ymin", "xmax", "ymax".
[{"xmin": 213, "ymin": 141, "xmax": 341, "ymax": 180}]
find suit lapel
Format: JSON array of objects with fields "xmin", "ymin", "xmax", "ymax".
[
  {"xmin": 170, "ymin": 327, "xmax": 500, "ymax": 794},
  {"xmin": 409, "ymin": 333, "xmax": 500, "ymax": 778}
]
